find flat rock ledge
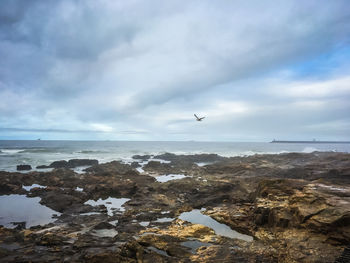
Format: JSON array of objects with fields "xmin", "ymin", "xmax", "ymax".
[{"xmin": 0, "ymin": 151, "xmax": 349, "ymax": 262}]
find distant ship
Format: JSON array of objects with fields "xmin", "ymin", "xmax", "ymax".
[{"xmin": 271, "ymin": 139, "xmax": 350, "ymax": 144}]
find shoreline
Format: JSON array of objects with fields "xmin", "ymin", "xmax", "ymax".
[{"xmin": 0, "ymin": 151, "xmax": 349, "ymax": 262}]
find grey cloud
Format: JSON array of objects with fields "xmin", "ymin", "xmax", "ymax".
[
  {"xmin": 0, "ymin": 127, "xmax": 148, "ymax": 135},
  {"xmin": 0, "ymin": 0, "xmax": 36, "ymax": 26},
  {"xmin": 0, "ymin": 0, "xmax": 349, "ymax": 140}
]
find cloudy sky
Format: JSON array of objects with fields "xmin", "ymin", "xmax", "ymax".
[{"xmin": 0, "ymin": 0, "xmax": 349, "ymax": 141}]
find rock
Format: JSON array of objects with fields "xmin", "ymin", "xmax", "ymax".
[
  {"xmin": 40, "ymin": 191, "xmax": 82, "ymax": 212},
  {"xmin": 49, "ymin": 160, "xmax": 70, "ymax": 169},
  {"xmin": 132, "ymin": 154, "xmax": 152, "ymax": 160},
  {"xmin": 16, "ymin": 165, "xmax": 32, "ymax": 171},
  {"xmin": 12, "ymin": 221, "xmax": 26, "ymax": 230},
  {"xmin": 67, "ymin": 159, "xmax": 98, "ymax": 167},
  {"xmin": 36, "ymin": 165, "xmax": 50, "ymax": 169},
  {"xmin": 153, "ymin": 153, "xmax": 226, "ymax": 163},
  {"xmin": 0, "ymin": 182, "xmax": 23, "ymax": 194},
  {"xmin": 335, "ymin": 245, "xmax": 350, "ymax": 263},
  {"xmin": 84, "ymin": 161, "xmax": 137, "ymax": 175},
  {"xmin": 0, "ymin": 152, "xmax": 349, "ymax": 262},
  {"xmin": 37, "ymin": 159, "xmax": 99, "ymax": 169},
  {"xmin": 35, "ymin": 232, "xmax": 67, "ymax": 246},
  {"xmin": 93, "ymin": 222, "xmax": 115, "ymax": 230},
  {"xmin": 130, "ymin": 162, "xmax": 140, "ymax": 168},
  {"xmin": 143, "ymin": 161, "xmax": 173, "ymax": 173}
]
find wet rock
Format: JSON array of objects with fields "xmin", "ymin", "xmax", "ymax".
[
  {"xmin": 132, "ymin": 154, "xmax": 152, "ymax": 160},
  {"xmin": 49, "ymin": 160, "xmax": 70, "ymax": 169},
  {"xmin": 93, "ymin": 222, "xmax": 115, "ymax": 230},
  {"xmin": 83, "ymin": 252, "xmax": 126, "ymax": 263},
  {"xmin": 143, "ymin": 161, "xmax": 173, "ymax": 173},
  {"xmin": 0, "ymin": 182, "xmax": 23, "ymax": 194},
  {"xmin": 16, "ymin": 165, "xmax": 32, "ymax": 171},
  {"xmin": 35, "ymin": 232, "xmax": 67, "ymax": 246},
  {"xmin": 37, "ymin": 159, "xmax": 99, "ymax": 169},
  {"xmin": 40, "ymin": 191, "xmax": 83, "ymax": 212},
  {"xmin": 130, "ymin": 162, "xmax": 140, "ymax": 168},
  {"xmin": 36, "ymin": 165, "xmax": 50, "ymax": 169},
  {"xmin": 154, "ymin": 153, "xmax": 226, "ymax": 164},
  {"xmin": 0, "ymin": 152, "xmax": 349, "ymax": 262},
  {"xmin": 12, "ymin": 222, "xmax": 26, "ymax": 230},
  {"xmin": 335, "ymin": 245, "xmax": 350, "ymax": 263},
  {"xmin": 68, "ymin": 159, "xmax": 98, "ymax": 167},
  {"xmin": 85, "ymin": 161, "xmax": 137, "ymax": 175}
]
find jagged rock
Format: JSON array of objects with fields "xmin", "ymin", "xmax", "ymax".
[
  {"xmin": 154, "ymin": 152, "xmax": 226, "ymax": 164},
  {"xmin": 67, "ymin": 159, "xmax": 98, "ymax": 167},
  {"xmin": 0, "ymin": 182, "xmax": 23, "ymax": 194},
  {"xmin": 93, "ymin": 222, "xmax": 115, "ymax": 230},
  {"xmin": 143, "ymin": 161, "xmax": 173, "ymax": 173},
  {"xmin": 40, "ymin": 191, "xmax": 83, "ymax": 212},
  {"xmin": 130, "ymin": 162, "xmax": 140, "ymax": 168},
  {"xmin": 36, "ymin": 165, "xmax": 50, "ymax": 169},
  {"xmin": 0, "ymin": 152, "xmax": 349, "ymax": 262},
  {"xmin": 16, "ymin": 165, "xmax": 32, "ymax": 171},
  {"xmin": 49, "ymin": 160, "xmax": 70, "ymax": 168},
  {"xmin": 37, "ymin": 159, "xmax": 99, "ymax": 169},
  {"xmin": 12, "ymin": 222, "xmax": 26, "ymax": 230},
  {"xmin": 85, "ymin": 161, "xmax": 137, "ymax": 175},
  {"xmin": 132, "ymin": 155, "xmax": 152, "ymax": 160}
]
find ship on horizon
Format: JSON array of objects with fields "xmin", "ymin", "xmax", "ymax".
[{"xmin": 271, "ymin": 139, "xmax": 350, "ymax": 144}]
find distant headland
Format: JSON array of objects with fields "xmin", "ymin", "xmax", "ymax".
[{"xmin": 271, "ymin": 139, "xmax": 350, "ymax": 144}]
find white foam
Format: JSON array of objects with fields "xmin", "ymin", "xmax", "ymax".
[
  {"xmin": 73, "ymin": 166, "xmax": 91, "ymax": 174},
  {"xmin": 0, "ymin": 149, "xmax": 25, "ymax": 155},
  {"xmin": 149, "ymin": 158, "xmax": 171, "ymax": 164},
  {"xmin": 155, "ymin": 174, "xmax": 188, "ymax": 183},
  {"xmin": 139, "ymin": 221, "xmax": 150, "ymax": 227},
  {"xmin": 80, "ymin": 212, "xmax": 101, "ymax": 216},
  {"xmin": 84, "ymin": 197, "xmax": 130, "ymax": 216},
  {"xmin": 195, "ymin": 162, "xmax": 213, "ymax": 167},
  {"xmin": 302, "ymin": 147, "xmax": 318, "ymax": 153},
  {"xmin": 91, "ymin": 229, "xmax": 118, "ymax": 238},
  {"xmin": 155, "ymin": 217, "xmax": 174, "ymax": 223},
  {"xmin": 109, "ymin": 219, "xmax": 119, "ymax": 226},
  {"xmin": 136, "ymin": 167, "xmax": 144, "ymax": 173},
  {"xmin": 23, "ymin": 184, "xmax": 46, "ymax": 191}
]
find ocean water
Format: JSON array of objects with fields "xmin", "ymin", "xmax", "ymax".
[{"xmin": 0, "ymin": 140, "xmax": 350, "ymax": 172}]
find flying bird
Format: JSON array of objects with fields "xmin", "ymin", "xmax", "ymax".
[{"xmin": 194, "ymin": 114, "xmax": 205, "ymax": 121}]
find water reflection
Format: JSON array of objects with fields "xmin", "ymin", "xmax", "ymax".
[
  {"xmin": 179, "ymin": 209, "xmax": 253, "ymax": 242},
  {"xmin": 0, "ymin": 194, "xmax": 59, "ymax": 228}
]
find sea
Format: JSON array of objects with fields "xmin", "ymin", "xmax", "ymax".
[{"xmin": 1, "ymin": 140, "xmax": 350, "ymax": 172}]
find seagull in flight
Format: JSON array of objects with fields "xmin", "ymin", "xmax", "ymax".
[{"xmin": 194, "ymin": 114, "xmax": 205, "ymax": 121}]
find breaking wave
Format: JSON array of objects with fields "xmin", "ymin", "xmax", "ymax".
[{"xmin": 0, "ymin": 149, "xmax": 26, "ymax": 155}]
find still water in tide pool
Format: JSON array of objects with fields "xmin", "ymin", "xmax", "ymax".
[{"xmin": 0, "ymin": 195, "xmax": 59, "ymax": 228}]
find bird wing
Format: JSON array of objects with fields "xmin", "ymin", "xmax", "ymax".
[
  {"xmin": 194, "ymin": 114, "xmax": 199, "ymax": 120},
  {"xmin": 199, "ymin": 117, "xmax": 205, "ymax": 121}
]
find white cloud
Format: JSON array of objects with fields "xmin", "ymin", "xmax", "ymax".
[
  {"xmin": 89, "ymin": 123, "xmax": 114, "ymax": 132},
  {"xmin": 270, "ymin": 76, "xmax": 350, "ymax": 98},
  {"xmin": 0, "ymin": 0, "xmax": 349, "ymax": 140}
]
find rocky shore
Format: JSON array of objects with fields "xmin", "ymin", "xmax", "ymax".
[{"xmin": 0, "ymin": 152, "xmax": 349, "ymax": 262}]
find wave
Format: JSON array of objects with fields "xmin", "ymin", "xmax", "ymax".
[
  {"xmin": 75, "ymin": 150, "xmax": 109, "ymax": 154},
  {"xmin": 302, "ymin": 147, "xmax": 318, "ymax": 153},
  {"xmin": 1, "ymin": 147, "xmax": 73, "ymax": 155},
  {"xmin": 0, "ymin": 149, "xmax": 26, "ymax": 155},
  {"xmin": 22, "ymin": 148, "xmax": 62, "ymax": 153}
]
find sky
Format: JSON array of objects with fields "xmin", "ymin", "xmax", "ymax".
[{"xmin": 0, "ymin": 0, "xmax": 350, "ymax": 141}]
